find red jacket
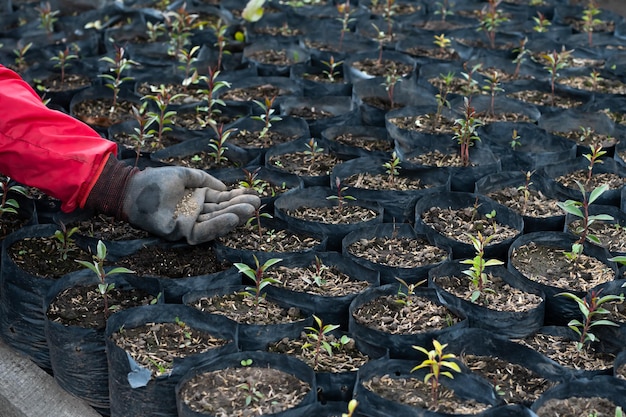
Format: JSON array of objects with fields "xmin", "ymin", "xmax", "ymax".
[{"xmin": 0, "ymin": 65, "xmax": 117, "ymax": 212}]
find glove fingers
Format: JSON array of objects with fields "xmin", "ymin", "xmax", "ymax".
[
  {"xmin": 187, "ymin": 213, "xmax": 240, "ymax": 245},
  {"xmin": 204, "ymin": 188, "xmax": 261, "ymax": 205},
  {"xmin": 198, "ymin": 203, "xmax": 257, "ymax": 224},
  {"xmin": 179, "ymin": 168, "xmax": 228, "ymax": 191}
]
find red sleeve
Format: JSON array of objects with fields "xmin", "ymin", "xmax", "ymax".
[{"xmin": 0, "ymin": 65, "xmax": 118, "ymax": 212}]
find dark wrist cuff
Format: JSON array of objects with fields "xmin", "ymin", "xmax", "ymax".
[{"xmin": 84, "ymin": 154, "xmax": 138, "ymax": 220}]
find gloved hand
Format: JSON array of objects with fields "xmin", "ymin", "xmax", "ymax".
[{"xmin": 85, "ymin": 155, "xmax": 260, "ymax": 244}]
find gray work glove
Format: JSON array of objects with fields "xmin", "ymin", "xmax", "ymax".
[{"xmin": 85, "ymin": 155, "xmax": 260, "ymax": 244}]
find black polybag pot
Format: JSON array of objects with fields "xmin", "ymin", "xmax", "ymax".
[
  {"xmin": 106, "ymin": 304, "xmax": 238, "ymax": 417},
  {"xmin": 478, "ymin": 121, "xmax": 577, "ymax": 171},
  {"xmin": 342, "ymin": 223, "xmax": 451, "ymax": 286},
  {"xmin": 348, "ymin": 283, "xmax": 467, "ymax": 358},
  {"xmin": 322, "ymin": 125, "xmax": 394, "ymax": 160},
  {"xmin": 264, "ymin": 136, "xmax": 337, "ymax": 187},
  {"xmin": 209, "ymin": 166, "xmax": 304, "ymax": 213},
  {"xmin": 428, "ymin": 261, "xmax": 546, "ymax": 339},
  {"xmin": 331, "ymin": 155, "xmax": 451, "ymax": 223},
  {"xmin": 400, "ymin": 141, "xmax": 502, "ymax": 193},
  {"xmin": 278, "ymin": 95, "xmax": 361, "ymax": 137},
  {"xmin": 264, "ymin": 251, "xmax": 380, "ymax": 330},
  {"xmin": 563, "ymin": 204, "xmax": 626, "ymax": 257},
  {"xmin": 437, "ymin": 327, "xmax": 586, "ymax": 393},
  {"xmin": 538, "ymin": 156, "xmax": 626, "ymax": 207},
  {"xmin": 44, "ymin": 269, "xmax": 162, "ymax": 415},
  {"xmin": 351, "ymin": 77, "xmax": 434, "ymax": 127},
  {"xmin": 289, "ymin": 62, "xmax": 353, "ymax": 97},
  {"xmin": 537, "ymin": 107, "xmax": 618, "ymax": 157},
  {"xmin": 342, "ymin": 50, "xmax": 419, "ymax": 86},
  {"xmin": 175, "ymin": 351, "xmax": 317, "ymax": 417},
  {"xmin": 507, "ymin": 231, "xmax": 619, "ymax": 326},
  {"xmin": 212, "ymin": 216, "xmax": 328, "ymax": 266},
  {"xmin": 274, "ymin": 186, "xmax": 384, "ymax": 252},
  {"xmin": 414, "ymin": 191, "xmax": 525, "ymax": 260},
  {"xmin": 353, "ymin": 356, "xmax": 508, "ymax": 417},
  {"xmin": 0, "ymin": 224, "xmax": 77, "ymax": 370},
  {"xmin": 183, "ymin": 284, "xmax": 314, "ymax": 352},
  {"xmin": 531, "ymin": 375, "xmax": 626, "ymax": 414},
  {"xmin": 150, "ymin": 135, "xmax": 260, "ymax": 172},
  {"xmin": 474, "ymin": 171, "xmax": 567, "ymax": 233}
]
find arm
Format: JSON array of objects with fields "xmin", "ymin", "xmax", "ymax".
[
  {"xmin": 0, "ymin": 64, "xmax": 117, "ymax": 213},
  {"xmin": 0, "ymin": 65, "xmax": 259, "ymax": 244}
]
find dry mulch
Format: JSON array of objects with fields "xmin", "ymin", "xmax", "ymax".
[{"xmin": 346, "ymin": 236, "xmax": 449, "ymax": 269}]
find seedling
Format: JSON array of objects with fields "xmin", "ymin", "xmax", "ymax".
[
  {"xmin": 452, "ymin": 98, "xmax": 483, "ymax": 167},
  {"xmin": 532, "ymin": 11, "xmax": 551, "ymax": 33},
  {"xmin": 383, "ymin": 151, "xmax": 401, "ymax": 185},
  {"xmin": 556, "ymin": 289, "xmax": 624, "ymax": 351},
  {"xmin": 128, "ymin": 103, "xmax": 154, "ymax": 166},
  {"xmin": 208, "ymin": 124, "xmax": 235, "ymax": 165},
  {"xmin": 336, "ymin": 1, "xmax": 355, "ymax": 50},
  {"xmin": 512, "ymin": 37, "xmax": 530, "ymax": 79},
  {"xmin": 163, "ymin": 5, "xmax": 203, "ymax": 59},
  {"xmin": 304, "ymin": 138, "xmax": 324, "ymax": 165},
  {"xmin": 177, "ymin": 45, "xmax": 201, "ymax": 84},
  {"xmin": 482, "ymin": 70, "xmax": 504, "ymax": 117},
  {"xmin": 371, "ymin": 23, "xmax": 387, "ymax": 65},
  {"xmin": 581, "ymin": 0, "xmax": 602, "ymax": 47},
  {"xmin": 251, "ymin": 96, "xmax": 281, "ymax": 141},
  {"xmin": 433, "ymin": 33, "xmax": 452, "ymax": 54},
  {"xmin": 382, "ymin": 0, "xmax": 396, "ymax": 38},
  {"xmin": 321, "ymin": 56, "xmax": 343, "ymax": 83},
  {"xmin": 382, "ymin": 66, "xmax": 402, "ymax": 109},
  {"xmin": 195, "ymin": 66, "xmax": 231, "ymax": 128},
  {"xmin": 460, "ymin": 62, "xmax": 482, "ymax": 99},
  {"xmin": 237, "ymin": 381, "xmax": 264, "ymax": 406},
  {"xmin": 589, "ymin": 69, "xmax": 602, "ymax": 90},
  {"xmin": 13, "ymin": 42, "xmax": 33, "ymax": 72},
  {"xmin": 246, "ymin": 203, "xmax": 272, "ymax": 239},
  {"xmin": 239, "ymin": 167, "xmax": 269, "ymax": 196},
  {"xmin": 510, "ymin": 129, "xmax": 521, "ymax": 150},
  {"xmin": 557, "ymin": 180, "xmax": 613, "ymax": 247},
  {"xmin": 516, "ymin": 170, "xmax": 535, "ymax": 215},
  {"xmin": 142, "ymin": 84, "xmax": 187, "ymax": 144},
  {"xmin": 50, "ymin": 47, "xmax": 79, "ymax": 84},
  {"xmin": 435, "ymin": 71, "xmax": 455, "ymax": 124},
  {"xmin": 461, "ymin": 231, "xmax": 504, "ymax": 302},
  {"xmin": 35, "ymin": 2, "xmax": 59, "ymax": 36},
  {"xmin": 0, "ymin": 177, "xmax": 27, "ymax": 218},
  {"xmin": 342, "ymin": 399, "xmax": 359, "ymax": 417},
  {"xmin": 395, "ymin": 277, "xmax": 425, "ymax": 307},
  {"xmin": 411, "ymin": 340, "xmax": 461, "ymax": 407},
  {"xmin": 234, "ymin": 255, "xmax": 282, "ymax": 307},
  {"xmin": 75, "ymin": 240, "xmax": 134, "ymax": 320},
  {"xmin": 485, "ymin": 209, "xmax": 498, "ymax": 234},
  {"xmin": 540, "ymin": 48, "xmax": 573, "ymax": 107},
  {"xmin": 209, "ymin": 18, "xmax": 231, "ymax": 71},
  {"xmin": 583, "ymin": 143, "xmax": 607, "ymax": 184},
  {"xmin": 302, "ymin": 315, "xmax": 341, "ymax": 370},
  {"xmin": 99, "ymin": 45, "xmax": 139, "ymax": 113},
  {"xmin": 146, "ymin": 20, "xmax": 166, "ymax": 42},
  {"xmin": 302, "ymin": 256, "xmax": 330, "ymax": 287},
  {"xmin": 434, "ymin": 0, "xmax": 454, "ymax": 21},
  {"xmin": 477, "ymin": 0, "xmax": 509, "ymax": 49},
  {"xmin": 327, "ymin": 177, "xmax": 356, "ymax": 213},
  {"xmin": 53, "ymin": 222, "xmax": 80, "ymax": 261}
]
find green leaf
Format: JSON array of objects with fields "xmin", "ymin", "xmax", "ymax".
[
  {"xmin": 590, "ymin": 319, "xmax": 619, "ymax": 327},
  {"xmin": 588, "ymin": 184, "xmax": 609, "ymax": 204},
  {"xmin": 242, "ymin": 0, "xmax": 266, "ymax": 22},
  {"xmin": 107, "ymin": 267, "xmax": 135, "ymax": 275}
]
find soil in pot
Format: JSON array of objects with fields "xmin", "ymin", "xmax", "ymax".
[
  {"xmin": 267, "ymin": 147, "xmax": 340, "ymax": 178},
  {"xmin": 177, "ymin": 361, "xmax": 311, "ymax": 417},
  {"xmin": 509, "ymin": 242, "xmax": 616, "ymax": 294},
  {"xmin": 460, "ymin": 354, "xmax": 556, "ymax": 406}
]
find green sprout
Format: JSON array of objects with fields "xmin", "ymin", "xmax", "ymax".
[
  {"xmin": 383, "ymin": 151, "xmax": 401, "ymax": 185},
  {"xmin": 412, "ymin": 340, "xmax": 461, "ymax": 407},
  {"xmin": 460, "ymin": 231, "xmax": 504, "ymax": 302},
  {"xmin": 0, "ymin": 177, "xmax": 28, "ymax": 218},
  {"xmin": 75, "ymin": 240, "xmax": 134, "ymax": 320},
  {"xmin": 327, "ymin": 177, "xmax": 356, "ymax": 213},
  {"xmin": 252, "ymin": 96, "xmax": 281, "ymax": 142},
  {"xmin": 99, "ymin": 44, "xmax": 139, "ymax": 113},
  {"xmin": 556, "ymin": 289, "xmax": 624, "ymax": 351},
  {"xmin": 452, "ymin": 97, "xmax": 483, "ymax": 167},
  {"xmin": 302, "ymin": 315, "xmax": 342, "ymax": 370},
  {"xmin": 234, "ymin": 255, "xmax": 282, "ymax": 307},
  {"xmin": 53, "ymin": 222, "xmax": 80, "ymax": 261}
]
